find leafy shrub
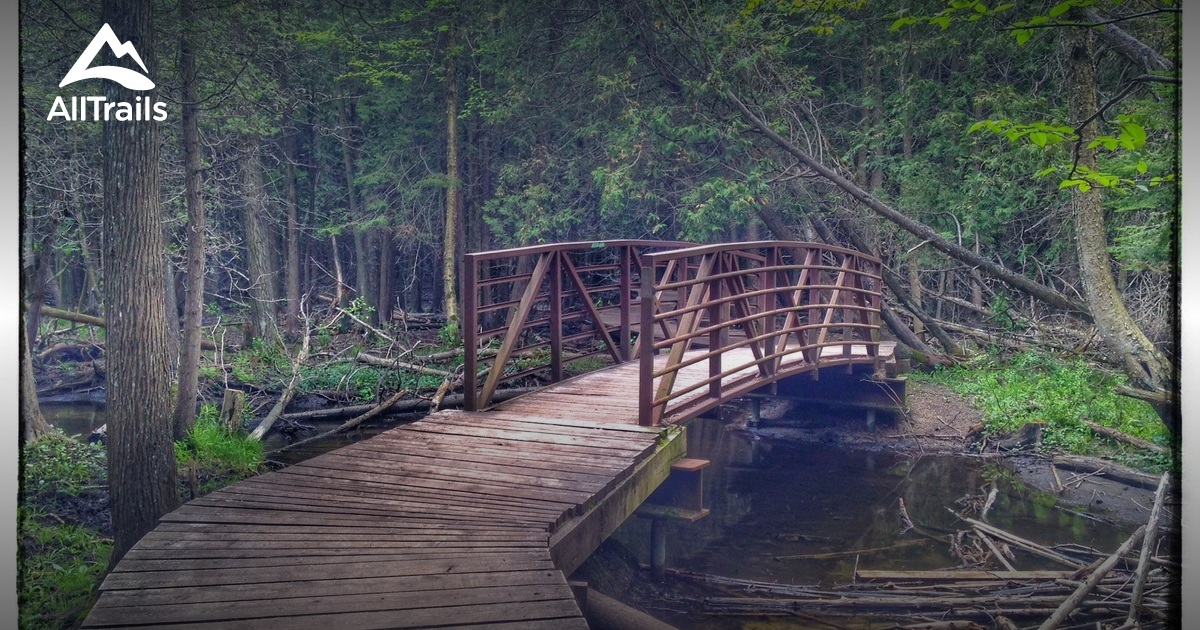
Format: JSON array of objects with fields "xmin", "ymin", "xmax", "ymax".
[{"xmin": 920, "ymin": 351, "xmax": 1169, "ymax": 469}]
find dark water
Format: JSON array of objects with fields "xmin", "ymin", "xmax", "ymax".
[
  {"xmin": 602, "ymin": 415, "xmax": 1138, "ymax": 629},
  {"xmin": 39, "ymin": 402, "xmax": 107, "ymax": 439}
]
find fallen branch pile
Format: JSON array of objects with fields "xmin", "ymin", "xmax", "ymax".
[{"xmin": 668, "ymin": 473, "xmax": 1175, "ymax": 629}]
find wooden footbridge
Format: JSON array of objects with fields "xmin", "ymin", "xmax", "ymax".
[{"xmin": 84, "ymin": 241, "xmax": 898, "ymax": 629}]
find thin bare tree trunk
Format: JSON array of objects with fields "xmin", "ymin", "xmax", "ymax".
[
  {"xmin": 21, "ymin": 311, "xmax": 51, "ymax": 443},
  {"xmin": 442, "ymin": 21, "xmax": 461, "ymax": 331},
  {"xmin": 173, "ymin": 0, "xmax": 208, "ymax": 440}
]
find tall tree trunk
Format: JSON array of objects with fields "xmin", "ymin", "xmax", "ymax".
[
  {"xmin": 442, "ymin": 21, "xmax": 461, "ymax": 331},
  {"xmin": 173, "ymin": 0, "xmax": 208, "ymax": 440},
  {"xmin": 22, "ymin": 300, "xmax": 51, "ymax": 443},
  {"xmin": 242, "ymin": 140, "xmax": 279, "ymax": 344},
  {"xmin": 1066, "ymin": 23, "xmax": 1175, "ymax": 427},
  {"xmin": 378, "ymin": 228, "xmax": 393, "ymax": 323},
  {"xmin": 101, "ymin": 0, "xmax": 181, "ymax": 565},
  {"xmin": 338, "ymin": 97, "xmax": 378, "ymax": 325},
  {"xmin": 284, "ymin": 136, "xmax": 300, "ymax": 335}
]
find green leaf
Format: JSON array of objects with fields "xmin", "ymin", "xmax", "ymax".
[
  {"xmin": 1048, "ymin": 1, "xmax": 1074, "ymax": 18},
  {"xmin": 931, "ymin": 15, "xmax": 952, "ymax": 29},
  {"xmin": 968, "ymin": 120, "xmax": 989, "ymax": 134},
  {"xmin": 1029, "ymin": 131, "xmax": 1048, "ymax": 147},
  {"xmin": 1014, "ymin": 29, "xmax": 1032, "ymax": 45},
  {"xmin": 1136, "ymin": 161, "xmax": 1149, "ymax": 174},
  {"xmin": 1035, "ymin": 166, "xmax": 1058, "ymax": 177}
]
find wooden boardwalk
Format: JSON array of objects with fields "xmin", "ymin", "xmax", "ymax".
[
  {"xmin": 85, "ymin": 239, "xmax": 896, "ymax": 628},
  {"xmin": 84, "ymin": 344, "xmax": 891, "ymax": 628}
]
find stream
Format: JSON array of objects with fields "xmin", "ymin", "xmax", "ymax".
[{"xmin": 586, "ymin": 415, "xmax": 1140, "ymax": 629}]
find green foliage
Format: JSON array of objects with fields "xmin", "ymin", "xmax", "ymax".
[
  {"xmin": 174, "ymin": 405, "xmax": 264, "ymax": 478},
  {"xmin": 920, "ymin": 352, "xmax": 1169, "ymax": 471},
  {"xmin": 438, "ymin": 323, "xmax": 460, "ymax": 346},
  {"xmin": 18, "ymin": 508, "xmax": 110, "ymax": 630},
  {"xmin": 22, "ymin": 432, "xmax": 105, "ymax": 497}
]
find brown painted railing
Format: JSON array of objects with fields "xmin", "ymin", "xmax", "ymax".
[
  {"xmin": 636, "ymin": 241, "xmax": 883, "ymax": 426},
  {"xmin": 462, "ymin": 240, "xmax": 693, "ymax": 411}
]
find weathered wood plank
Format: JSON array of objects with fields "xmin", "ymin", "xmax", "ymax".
[
  {"xmin": 87, "ymin": 583, "xmax": 576, "ymax": 626},
  {"xmin": 86, "ymin": 599, "xmax": 586, "ymax": 629},
  {"xmin": 92, "ymin": 569, "xmax": 569, "ymax": 608},
  {"xmin": 100, "ymin": 555, "xmax": 558, "ymax": 590}
]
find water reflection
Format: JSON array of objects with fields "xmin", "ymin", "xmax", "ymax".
[{"xmin": 604, "ymin": 415, "xmax": 1137, "ymax": 627}]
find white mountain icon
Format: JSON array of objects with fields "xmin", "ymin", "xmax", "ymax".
[{"xmin": 59, "ymin": 23, "xmax": 155, "ymax": 90}]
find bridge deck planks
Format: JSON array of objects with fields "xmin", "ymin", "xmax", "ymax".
[{"xmin": 85, "ymin": 346, "xmax": 890, "ymax": 628}]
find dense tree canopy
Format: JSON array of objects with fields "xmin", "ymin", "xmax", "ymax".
[{"xmin": 21, "ymin": 0, "xmax": 1179, "ymax": 451}]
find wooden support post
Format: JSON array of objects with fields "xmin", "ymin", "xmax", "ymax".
[{"xmin": 650, "ymin": 518, "xmax": 667, "ymax": 582}]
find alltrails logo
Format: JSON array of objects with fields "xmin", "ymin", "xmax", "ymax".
[{"xmin": 47, "ymin": 23, "xmax": 168, "ymax": 122}]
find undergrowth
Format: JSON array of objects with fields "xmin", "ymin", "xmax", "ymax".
[
  {"xmin": 22, "ymin": 410, "xmax": 270, "ymax": 628},
  {"xmin": 917, "ymin": 351, "xmax": 1171, "ymax": 472},
  {"xmin": 175, "ymin": 405, "xmax": 266, "ymax": 492},
  {"xmin": 19, "ymin": 432, "xmax": 110, "ymax": 630}
]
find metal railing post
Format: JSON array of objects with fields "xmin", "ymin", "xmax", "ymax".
[
  {"xmin": 639, "ymin": 262, "xmax": 656, "ymax": 426},
  {"xmin": 463, "ymin": 254, "xmax": 478, "ymax": 411},
  {"xmin": 549, "ymin": 251, "xmax": 563, "ymax": 383},
  {"xmin": 619, "ymin": 245, "xmax": 632, "ymax": 362}
]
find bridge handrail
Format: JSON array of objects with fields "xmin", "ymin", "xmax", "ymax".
[
  {"xmin": 462, "ymin": 240, "xmax": 693, "ymax": 410},
  {"xmin": 637, "ymin": 241, "xmax": 883, "ymax": 425}
]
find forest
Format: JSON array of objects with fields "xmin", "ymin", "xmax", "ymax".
[{"xmin": 18, "ymin": 0, "xmax": 1179, "ymax": 627}]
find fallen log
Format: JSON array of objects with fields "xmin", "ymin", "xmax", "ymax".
[
  {"xmin": 1051, "ymin": 455, "xmax": 1162, "ymax": 491},
  {"xmin": 266, "ymin": 389, "xmax": 409, "ymax": 455},
  {"xmin": 1127, "ymin": 472, "xmax": 1171, "ymax": 626},
  {"xmin": 1081, "ymin": 419, "xmax": 1169, "ymax": 454},
  {"xmin": 248, "ymin": 324, "xmax": 312, "ymax": 441},
  {"xmin": 37, "ymin": 305, "xmax": 221, "ymax": 351},
  {"xmin": 355, "ymin": 352, "xmax": 455, "ymax": 377}
]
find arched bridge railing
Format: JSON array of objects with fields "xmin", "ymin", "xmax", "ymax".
[
  {"xmin": 637, "ymin": 241, "xmax": 883, "ymax": 425},
  {"xmin": 462, "ymin": 240, "xmax": 693, "ymax": 411},
  {"xmin": 461, "ymin": 240, "xmax": 883, "ymax": 424}
]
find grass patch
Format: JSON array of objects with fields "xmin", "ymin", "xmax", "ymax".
[
  {"xmin": 917, "ymin": 351, "xmax": 1171, "ymax": 472},
  {"xmin": 20, "ymin": 432, "xmax": 111, "ymax": 630},
  {"xmin": 175, "ymin": 405, "xmax": 265, "ymax": 485},
  {"xmin": 19, "ymin": 509, "xmax": 110, "ymax": 630}
]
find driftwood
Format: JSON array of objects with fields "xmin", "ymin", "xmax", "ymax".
[
  {"xmin": 355, "ymin": 352, "xmax": 455, "ymax": 377},
  {"xmin": 1051, "ymin": 455, "xmax": 1162, "ymax": 491},
  {"xmin": 773, "ymin": 540, "xmax": 925, "ymax": 561},
  {"xmin": 266, "ymin": 389, "xmax": 409, "ymax": 455},
  {"xmin": 1127, "ymin": 472, "xmax": 1171, "ymax": 626},
  {"xmin": 248, "ymin": 324, "xmax": 312, "ymax": 441},
  {"xmin": 1081, "ymin": 418, "xmax": 1169, "ymax": 454},
  {"xmin": 1037, "ymin": 525, "xmax": 1146, "ymax": 630}
]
